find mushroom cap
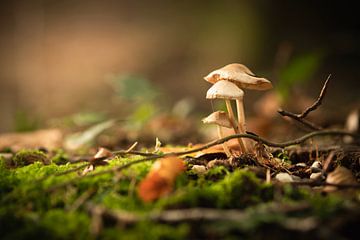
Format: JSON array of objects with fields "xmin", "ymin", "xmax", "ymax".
[
  {"xmin": 204, "ymin": 63, "xmax": 273, "ymax": 90},
  {"xmin": 202, "ymin": 111, "xmax": 232, "ymax": 128},
  {"xmin": 206, "ymin": 80, "xmax": 244, "ymax": 100}
]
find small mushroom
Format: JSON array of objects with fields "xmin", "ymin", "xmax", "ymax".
[
  {"xmin": 205, "ymin": 63, "xmax": 273, "ymax": 136},
  {"xmin": 202, "ymin": 111, "xmax": 233, "ymax": 156},
  {"xmin": 206, "ymin": 80, "xmax": 247, "ymax": 152},
  {"xmin": 204, "ymin": 63, "xmax": 272, "ymax": 90}
]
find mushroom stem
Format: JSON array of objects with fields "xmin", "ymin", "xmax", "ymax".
[
  {"xmin": 225, "ymin": 100, "xmax": 247, "ymax": 153},
  {"xmin": 236, "ymin": 99, "xmax": 248, "ymax": 152},
  {"xmin": 236, "ymin": 99, "xmax": 246, "ymax": 132},
  {"xmin": 217, "ymin": 126, "xmax": 231, "ymax": 157}
]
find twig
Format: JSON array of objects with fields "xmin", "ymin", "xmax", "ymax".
[
  {"xmin": 46, "ymin": 129, "xmax": 358, "ymax": 191},
  {"xmin": 66, "ymin": 188, "xmax": 96, "ymax": 212},
  {"xmin": 289, "ymin": 180, "xmax": 360, "ymax": 189},
  {"xmin": 322, "ymin": 151, "xmax": 335, "ymax": 173},
  {"xmin": 298, "ymin": 75, "xmax": 331, "ymax": 118},
  {"xmin": 86, "ymin": 202, "xmax": 310, "ymax": 225},
  {"xmin": 277, "ymin": 110, "xmax": 322, "ymax": 130},
  {"xmin": 112, "ymin": 150, "xmax": 158, "ymax": 157},
  {"xmin": 278, "ymin": 75, "xmax": 331, "ymax": 130},
  {"xmin": 35, "ymin": 162, "xmax": 89, "ymax": 183}
]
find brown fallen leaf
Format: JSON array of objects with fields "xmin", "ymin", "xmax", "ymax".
[
  {"xmin": 323, "ymin": 166, "xmax": 358, "ymax": 192},
  {"xmin": 0, "ymin": 129, "xmax": 63, "ymax": 151},
  {"xmin": 138, "ymin": 156, "xmax": 185, "ymax": 202},
  {"xmin": 82, "ymin": 147, "xmax": 113, "ymax": 175}
]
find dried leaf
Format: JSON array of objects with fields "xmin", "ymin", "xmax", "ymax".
[
  {"xmin": 93, "ymin": 147, "xmax": 113, "ymax": 159},
  {"xmin": 0, "ymin": 129, "xmax": 63, "ymax": 151},
  {"xmin": 82, "ymin": 147, "xmax": 112, "ymax": 175},
  {"xmin": 64, "ymin": 120, "xmax": 115, "ymax": 151},
  {"xmin": 323, "ymin": 166, "xmax": 357, "ymax": 192},
  {"xmin": 138, "ymin": 156, "xmax": 185, "ymax": 202}
]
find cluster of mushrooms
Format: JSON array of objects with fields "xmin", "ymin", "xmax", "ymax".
[{"xmin": 202, "ymin": 63, "xmax": 273, "ymax": 156}]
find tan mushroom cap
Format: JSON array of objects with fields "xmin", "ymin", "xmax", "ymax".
[
  {"xmin": 206, "ymin": 80, "xmax": 244, "ymax": 100},
  {"xmin": 202, "ymin": 111, "xmax": 232, "ymax": 128},
  {"xmin": 204, "ymin": 63, "xmax": 273, "ymax": 90}
]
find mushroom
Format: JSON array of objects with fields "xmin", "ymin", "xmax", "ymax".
[
  {"xmin": 204, "ymin": 63, "xmax": 273, "ymax": 137},
  {"xmin": 202, "ymin": 111, "xmax": 233, "ymax": 156},
  {"xmin": 206, "ymin": 80, "xmax": 247, "ymax": 152}
]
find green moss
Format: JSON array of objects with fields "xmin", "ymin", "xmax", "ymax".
[
  {"xmin": 204, "ymin": 165, "xmax": 229, "ymax": 180},
  {"xmin": 0, "ymin": 159, "xmax": 18, "ymax": 197},
  {"xmin": 100, "ymin": 222, "xmax": 189, "ymax": 240},
  {"xmin": 157, "ymin": 169, "xmax": 273, "ymax": 209},
  {"xmin": 0, "ymin": 148, "xmax": 356, "ymax": 239},
  {"xmin": 12, "ymin": 149, "xmax": 48, "ymax": 167},
  {"xmin": 308, "ymin": 193, "xmax": 344, "ymax": 219},
  {"xmin": 40, "ymin": 210, "xmax": 92, "ymax": 240},
  {"xmin": 51, "ymin": 149, "xmax": 69, "ymax": 165},
  {"xmin": 211, "ymin": 170, "xmax": 274, "ymax": 208}
]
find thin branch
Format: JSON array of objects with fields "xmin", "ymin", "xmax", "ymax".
[
  {"xmin": 278, "ymin": 110, "xmax": 322, "ymax": 130},
  {"xmin": 46, "ymin": 129, "xmax": 358, "ymax": 191},
  {"xmin": 289, "ymin": 180, "xmax": 360, "ymax": 189},
  {"xmin": 278, "ymin": 75, "xmax": 331, "ymax": 130},
  {"xmin": 299, "ymin": 74, "xmax": 331, "ymax": 118},
  {"xmin": 86, "ymin": 203, "xmax": 310, "ymax": 225},
  {"xmin": 112, "ymin": 150, "xmax": 158, "ymax": 157}
]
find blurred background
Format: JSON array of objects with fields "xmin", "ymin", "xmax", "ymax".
[{"xmin": 0, "ymin": 0, "xmax": 359, "ymax": 141}]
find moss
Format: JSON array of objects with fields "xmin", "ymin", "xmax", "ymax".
[
  {"xmin": 157, "ymin": 169, "xmax": 273, "ymax": 209},
  {"xmin": 204, "ymin": 165, "xmax": 229, "ymax": 180},
  {"xmin": 40, "ymin": 210, "xmax": 92, "ymax": 240},
  {"xmin": 12, "ymin": 149, "xmax": 48, "ymax": 167},
  {"xmin": 0, "ymin": 159, "xmax": 18, "ymax": 197},
  {"xmin": 211, "ymin": 170, "xmax": 274, "ymax": 208},
  {"xmin": 0, "ymin": 148, "xmax": 356, "ymax": 239},
  {"xmin": 51, "ymin": 149, "xmax": 69, "ymax": 165},
  {"xmin": 100, "ymin": 222, "xmax": 189, "ymax": 240},
  {"xmin": 308, "ymin": 193, "xmax": 344, "ymax": 219}
]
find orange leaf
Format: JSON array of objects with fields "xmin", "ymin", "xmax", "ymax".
[{"xmin": 138, "ymin": 156, "xmax": 185, "ymax": 202}]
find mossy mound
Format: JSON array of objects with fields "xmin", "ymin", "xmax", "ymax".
[
  {"xmin": 12, "ymin": 149, "xmax": 48, "ymax": 167},
  {"xmin": 0, "ymin": 151, "xmax": 359, "ymax": 239}
]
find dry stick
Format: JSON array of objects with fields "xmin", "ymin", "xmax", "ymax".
[
  {"xmin": 113, "ymin": 150, "xmax": 158, "ymax": 157},
  {"xmin": 277, "ymin": 110, "xmax": 322, "ymax": 130},
  {"xmin": 289, "ymin": 180, "xmax": 360, "ymax": 189},
  {"xmin": 298, "ymin": 75, "xmax": 331, "ymax": 118},
  {"xmin": 278, "ymin": 74, "xmax": 331, "ymax": 130},
  {"xmin": 86, "ymin": 203, "xmax": 310, "ymax": 225},
  {"xmin": 46, "ymin": 129, "xmax": 358, "ymax": 192}
]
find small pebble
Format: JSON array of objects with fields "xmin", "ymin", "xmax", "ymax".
[
  {"xmin": 310, "ymin": 161, "xmax": 322, "ymax": 173},
  {"xmin": 296, "ymin": 163, "xmax": 307, "ymax": 168},
  {"xmin": 275, "ymin": 172, "xmax": 294, "ymax": 183},
  {"xmin": 191, "ymin": 165, "xmax": 207, "ymax": 175},
  {"xmin": 310, "ymin": 172, "xmax": 324, "ymax": 181}
]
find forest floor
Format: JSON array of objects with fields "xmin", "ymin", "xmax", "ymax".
[
  {"xmin": 1, "ymin": 80, "xmax": 360, "ymax": 240},
  {"xmin": 1, "ymin": 130, "xmax": 359, "ymax": 240}
]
